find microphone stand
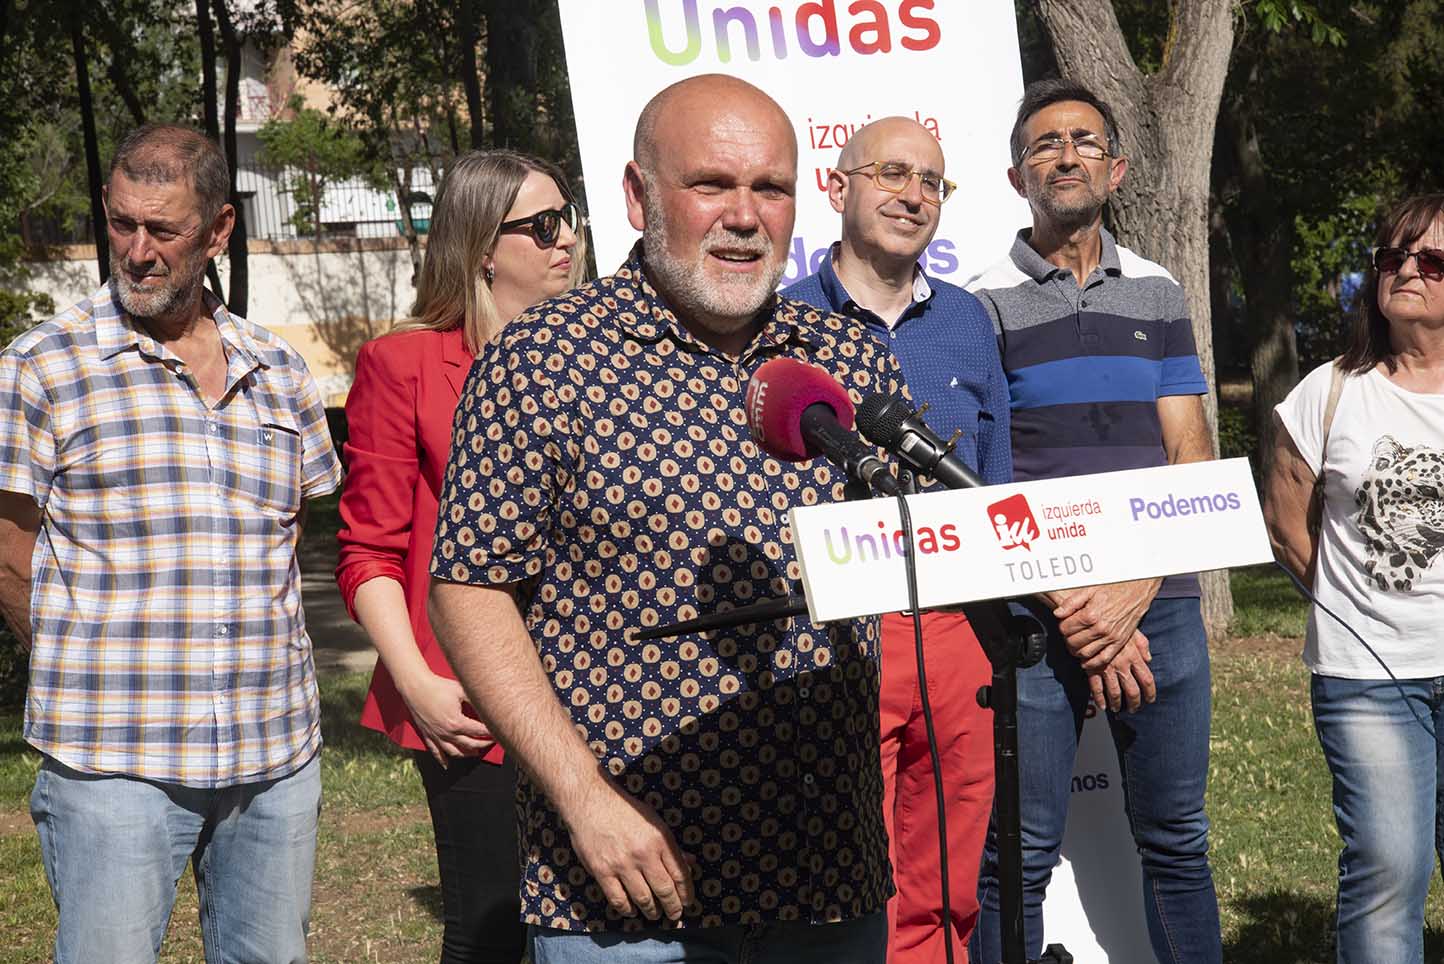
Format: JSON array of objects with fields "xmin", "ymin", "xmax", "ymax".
[{"xmin": 963, "ymin": 603, "xmax": 1072, "ymax": 964}]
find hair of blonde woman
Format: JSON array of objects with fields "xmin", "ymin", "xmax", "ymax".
[{"xmin": 391, "ymin": 149, "xmax": 588, "ymax": 354}]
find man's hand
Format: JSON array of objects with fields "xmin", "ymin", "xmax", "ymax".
[
  {"xmin": 560, "ymin": 775, "xmax": 695, "ymax": 922},
  {"xmin": 1052, "ymin": 578, "xmax": 1161, "ymax": 670},
  {"xmin": 1086, "ymin": 634, "xmax": 1156, "ymax": 713}
]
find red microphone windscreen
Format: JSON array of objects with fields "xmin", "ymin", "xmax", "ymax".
[{"xmin": 745, "ymin": 357, "xmax": 856, "ymax": 461}]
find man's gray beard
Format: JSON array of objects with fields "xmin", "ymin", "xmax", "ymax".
[
  {"xmin": 642, "ymin": 193, "xmax": 781, "ymax": 335},
  {"xmin": 1034, "ymin": 181, "xmax": 1108, "ymax": 233},
  {"xmin": 110, "ymin": 256, "xmax": 205, "ymax": 322}
]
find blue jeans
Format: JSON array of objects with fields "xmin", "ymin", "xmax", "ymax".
[
  {"xmin": 972, "ymin": 596, "xmax": 1220, "ymax": 964},
  {"xmin": 30, "ymin": 753, "xmax": 321, "ymax": 964},
  {"xmin": 529, "ymin": 910, "xmax": 886, "ymax": 963},
  {"xmin": 1312, "ymin": 673, "xmax": 1444, "ymax": 964}
]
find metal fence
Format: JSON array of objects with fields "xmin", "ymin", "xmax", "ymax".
[
  {"xmin": 18, "ymin": 164, "xmax": 437, "ymax": 247},
  {"xmin": 237, "ymin": 163, "xmax": 436, "ymax": 241}
]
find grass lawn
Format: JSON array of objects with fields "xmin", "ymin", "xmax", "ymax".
[{"xmin": 1, "ymin": 559, "xmax": 1440, "ymax": 962}]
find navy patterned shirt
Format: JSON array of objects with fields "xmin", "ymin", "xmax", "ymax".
[{"xmin": 431, "ymin": 246, "xmax": 904, "ymax": 932}]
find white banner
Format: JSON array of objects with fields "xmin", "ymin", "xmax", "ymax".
[
  {"xmin": 556, "ymin": 5, "xmax": 1187, "ymax": 958},
  {"xmin": 789, "ymin": 459, "xmax": 1272, "ymax": 623},
  {"xmin": 555, "ymin": 0, "xmax": 1029, "ymax": 285}
]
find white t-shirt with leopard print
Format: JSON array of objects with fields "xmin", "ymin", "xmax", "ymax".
[{"xmin": 1277, "ymin": 361, "xmax": 1444, "ymax": 679}]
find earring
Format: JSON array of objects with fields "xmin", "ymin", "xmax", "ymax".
[{"xmin": 484, "ymin": 263, "xmax": 495, "ymax": 285}]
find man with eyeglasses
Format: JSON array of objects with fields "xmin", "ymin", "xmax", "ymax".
[
  {"xmin": 785, "ymin": 116, "xmax": 1011, "ymax": 964},
  {"xmin": 964, "ymin": 79, "xmax": 1220, "ymax": 964}
]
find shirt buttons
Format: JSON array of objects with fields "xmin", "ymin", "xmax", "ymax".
[
  {"xmin": 216, "ymin": 625, "xmax": 229, "ymax": 636},
  {"xmin": 207, "ymin": 422, "xmax": 220, "ymax": 434}
]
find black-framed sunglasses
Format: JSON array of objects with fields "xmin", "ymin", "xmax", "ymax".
[
  {"xmin": 1373, "ymin": 245, "xmax": 1444, "ymax": 282},
  {"xmin": 498, "ymin": 201, "xmax": 580, "ymax": 247}
]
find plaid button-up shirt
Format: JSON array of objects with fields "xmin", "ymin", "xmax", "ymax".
[{"xmin": 0, "ymin": 283, "xmax": 342, "ymax": 787}]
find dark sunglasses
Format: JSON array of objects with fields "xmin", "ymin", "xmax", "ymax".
[
  {"xmin": 498, "ymin": 201, "xmax": 580, "ymax": 247},
  {"xmin": 1373, "ymin": 245, "xmax": 1444, "ymax": 282}
]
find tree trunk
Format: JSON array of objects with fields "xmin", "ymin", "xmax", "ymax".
[
  {"xmin": 459, "ymin": 0, "xmax": 484, "ymax": 149},
  {"xmin": 1035, "ymin": 0, "xmax": 1236, "ymax": 637},
  {"xmin": 484, "ymin": 0, "xmax": 538, "ymax": 151},
  {"xmin": 70, "ymin": 23, "xmax": 107, "ymax": 282},
  {"xmin": 1215, "ymin": 67, "xmax": 1299, "ymax": 483},
  {"xmin": 212, "ymin": 0, "xmax": 248, "ymax": 316},
  {"xmin": 389, "ymin": 154, "xmax": 424, "ymax": 289},
  {"xmin": 196, "ymin": 0, "xmax": 219, "ymax": 142}
]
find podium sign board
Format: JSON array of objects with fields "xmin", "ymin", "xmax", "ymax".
[{"xmin": 789, "ymin": 458, "xmax": 1272, "ymax": 623}]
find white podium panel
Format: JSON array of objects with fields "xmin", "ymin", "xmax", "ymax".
[{"xmin": 789, "ymin": 459, "xmax": 1271, "ymax": 624}]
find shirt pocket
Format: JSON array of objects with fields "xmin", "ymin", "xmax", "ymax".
[{"xmin": 243, "ymin": 419, "xmax": 304, "ymax": 515}]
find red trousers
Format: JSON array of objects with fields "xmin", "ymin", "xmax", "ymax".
[{"xmin": 880, "ymin": 610, "xmax": 995, "ymax": 964}]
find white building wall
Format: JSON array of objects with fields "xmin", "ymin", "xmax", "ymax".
[{"xmin": 19, "ymin": 239, "xmax": 420, "ymax": 406}]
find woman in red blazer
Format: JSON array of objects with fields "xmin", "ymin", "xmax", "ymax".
[{"xmin": 336, "ymin": 150, "xmax": 586, "ymax": 964}]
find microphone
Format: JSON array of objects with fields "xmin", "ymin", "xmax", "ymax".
[
  {"xmin": 745, "ymin": 357, "xmax": 900, "ymax": 496},
  {"xmin": 855, "ymin": 393, "xmax": 986, "ymax": 491},
  {"xmin": 631, "ymin": 594, "xmax": 809, "ymax": 641}
]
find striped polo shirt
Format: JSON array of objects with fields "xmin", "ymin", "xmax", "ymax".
[{"xmin": 966, "ymin": 228, "xmax": 1207, "ymax": 598}]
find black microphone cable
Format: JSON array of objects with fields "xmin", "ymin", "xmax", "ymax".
[
  {"xmin": 891, "ymin": 488, "xmax": 957, "ymax": 964},
  {"xmin": 1276, "ymin": 561, "xmax": 1444, "ymax": 748}
]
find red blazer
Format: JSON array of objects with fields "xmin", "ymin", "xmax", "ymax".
[{"xmin": 335, "ymin": 326, "xmax": 505, "ymax": 763}]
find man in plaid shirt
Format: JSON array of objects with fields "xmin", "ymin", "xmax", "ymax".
[{"xmin": 0, "ymin": 125, "xmax": 342, "ymax": 963}]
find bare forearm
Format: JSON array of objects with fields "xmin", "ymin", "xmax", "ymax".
[
  {"xmin": 0, "ymin": 569, "xmax": 31, "ymax": 650},
  {"xmin": 429, "ymin": 580, "xmax": 606, "ymax": 815},
  {"xmin": 353, "ymin": 575, "xmax": 434, "ymax": 696},
  {"xmin": 1263, "ymin": 421, "xmax": 1319, "ymax": 585},
  {"xmin": 0, "ymin": 495, "xmax": 39, "ymax": 651}
]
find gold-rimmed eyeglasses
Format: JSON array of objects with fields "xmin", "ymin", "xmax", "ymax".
[
  {"xmin": 842, "ymin": 162, "xmax": 956, "ymax": 204},
  {"xmin": 1019, "ymin": 134, "xmax": 1112, "ymax": 165}
]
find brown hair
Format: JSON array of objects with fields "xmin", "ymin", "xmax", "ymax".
[
  {"xmin": 109, "ymin": 124, "xmax": 230, "ymax": 223},
  {"xmin": 391, "ymin": 150, "xmax": 587, "ymax": 354},
  {"xmin": 1341, "ymin": 193, "xmax": 1444, "ymax": 375}
]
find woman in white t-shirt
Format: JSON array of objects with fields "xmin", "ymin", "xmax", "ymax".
[{"xmin": 1265, "ymin": 193, "xmax": 1444, "ymax": 964}]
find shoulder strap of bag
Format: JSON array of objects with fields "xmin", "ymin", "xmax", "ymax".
[{"xmin": 1318, "ymin": 357, "xmax": 1345, "ymax": 468}]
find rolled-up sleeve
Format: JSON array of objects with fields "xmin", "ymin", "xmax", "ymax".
[{"xmin": 335, "ymin": 339, "xmax": 419, "ymax": 619}]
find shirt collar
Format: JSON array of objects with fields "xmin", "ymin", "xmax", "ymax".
[
  {"xmin": 614, "ymin": 241, "xmax": 810, "ymax": 353},
  {"xmin": 817, "ymin": 242, "xmax": 933, "ymax": 324},
  {"xmin": 1010, "ymin": 226, "xmax": 1122, "ymax": 283},
  {"xmin": 95, "ymin": 282, "xmax": 264, "ymax": 374}
]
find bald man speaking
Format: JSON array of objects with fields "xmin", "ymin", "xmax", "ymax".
[
  {"xmin": 786, "ymin": 117, "xmax": 1012, "ymax": 963},
  {"xmin": 428, "ymin": 76, "xmax": 905, "ymax": 963}
]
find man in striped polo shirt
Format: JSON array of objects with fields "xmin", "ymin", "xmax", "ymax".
[
  {"xmin": 965, "ymin": 80, "xmax": 1221, "ymax": 964},
  {"xmin": 0, "ymin": 125, "xmax": 341, "ymax": 962}
]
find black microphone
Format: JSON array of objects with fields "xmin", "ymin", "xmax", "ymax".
[
  {"xmin": 746, "ymin": 357, "xmax": 900, "ymax": 496},
  {"xmin": 631, "ymin": 594, "xmax": 809, "ymax": 641},
  {"xmin": 855, "ymin": 393, "xmax": 986, "ymax": 491}
]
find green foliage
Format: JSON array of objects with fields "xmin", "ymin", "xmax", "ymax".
[
  {"xmin": 1252, "ymin": 0, "xmax": 1346, "ymax": 46},
  {"xmin": 258, "ymin": 101, "xmax": 386, "ymax": 237},
  {"xmin": 1217, "ymin": 406, "xmax": 1258, "ymax": 463},
  {"xmin": 0, "ymin": 624, "xmax": 25, "ymax": 711},
  {"xmin": 0, "ymin": 287, "xmax": 55, "ymax": 348},
  {"xmin": 1292, "ymin": 191, "xmax": 1381, "ymax": 369},
  {"xmin": 1229, "ymin": 564, "xmax": 1310, "ymax": 637}
]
